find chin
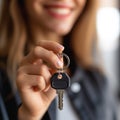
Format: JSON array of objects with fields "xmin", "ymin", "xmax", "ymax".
[
  {"xmin": 53, "ymin": 27, "xmax": 72, "ymax": 36},
  {"xmin": 58, "ymin": 31, "xmax": 70, "ymax": 36}
]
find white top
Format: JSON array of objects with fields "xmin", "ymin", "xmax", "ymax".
[{"xmin": 56, "ymin": 92, "xmax": 80, "ymax": 120}]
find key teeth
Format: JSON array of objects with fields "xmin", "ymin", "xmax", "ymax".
[
  {"xmin": 58, "ymin": 98, "xmax": 63, "ymax": 110},
  {"xmin": 59, "ymin": 107, "xmax": 63, "ymax": 110},
  {"xmin": 58, "ymin": 104, "xmax": 63, "ymax": 110},
  {"xmin": 57, "ymin": 90, "xmax": 64, "ymax": 110}
]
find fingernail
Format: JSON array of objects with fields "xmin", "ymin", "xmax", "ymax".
[
  {"xmin": 59, "ymin": 45, "xmax": 64, "ymax": 51},
  {"xmin": 57, "ymin": 60, "xmax": 63, "ymax": 68}
]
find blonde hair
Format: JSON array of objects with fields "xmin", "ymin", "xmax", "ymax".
[
  {"xmin": 0, "ymin": 0, "xmax": 98, "ymax": 84},
  {"xmin": 71, "ymin": 0, "xmax": 98, "ymax": 67}
]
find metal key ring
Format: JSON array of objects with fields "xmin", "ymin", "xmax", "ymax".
[{"xmin": 58, "ymin": 53, "xmax": 70, "ymax": 70}]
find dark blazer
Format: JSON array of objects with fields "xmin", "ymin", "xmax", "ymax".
[
  {"xmin": 0, "ymin": 68, "xmax": 18, "ymax": 120},
  {"xmin": 0, "ymin": 65, "xmax": 117, "ymax": 120},
  {"xmin": 48, "ymin": 66, "xmax": 117, "ymax": 120}
]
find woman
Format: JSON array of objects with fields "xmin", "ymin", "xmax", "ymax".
[{"xmin": 0, "ymin": 0, "xmax": 117, "ymax": 120}]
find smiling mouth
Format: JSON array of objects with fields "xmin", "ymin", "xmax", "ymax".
[
  {"xmin": 44, "ymin": 4, "xmax": 74, "ymax": 19},
  {"xmin": 47, "ymin": 8, "xmax": 71, "ymax": 15}
]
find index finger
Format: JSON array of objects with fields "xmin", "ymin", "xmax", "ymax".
[
  {"xmin": 20, "ymin": 46, "xmax": 63, "ymax": 69},
  {"xmin": 36, "ymin": 40, "xmax": 64, "ymax": 53}
]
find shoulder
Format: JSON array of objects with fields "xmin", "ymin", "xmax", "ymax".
[
  {"xmin": 83, "ymin": 67, "xmax": 117, "ymax": 120},
  {"xmin": 79, "ymin": 66, "xmax": 108, "ymax": 109},
  {"xmin": 84, "ymin": 66, "xmax": 107, "ymax": 93},
  {"xmin": 69, "ymin": 65, "xmax": 107, "ymax": 103},
  {"xmin": 68, "ymin": 66, "xmax": 117, "ymax": 120},
  {"xmin": 82, "ymin": 66, "xmax": 109, "ymax": 105}
]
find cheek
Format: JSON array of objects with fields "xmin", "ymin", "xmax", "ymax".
[
  {"xmin": 24, "ymin": 0, "xmax": 42, "ymax": 19},
  {"xmin": 76, "ymin": 0, "xmax": 87, "ymax": 12},
  {"xmin": 77, "ymin": 0, "xmax": 87, "ymax": 5},
  {"xmin": 75, "ymin": 0, "xmax": 87, "ymax": 18}
]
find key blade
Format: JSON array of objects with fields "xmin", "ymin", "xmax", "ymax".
[{"xmin": 57, "ymin": 90, "xmax": 64, "ymax": 110}]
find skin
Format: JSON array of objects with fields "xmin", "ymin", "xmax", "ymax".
[{"xmin": 17, "ymin": 0, "xmax": 86, "ymax": 119}]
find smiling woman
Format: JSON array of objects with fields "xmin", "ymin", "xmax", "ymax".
[
  {"xmin": 0, "ymin": 0, "xmax": 117, "ymax": 120},
  {"xmin": 24, "ymin": 0, "xmax": 87, "ymax": 35}
]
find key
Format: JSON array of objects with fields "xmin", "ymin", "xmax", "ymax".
[
  {"xmin": 51, "ymin": 72, "xmax": 70, "ymax": 110},
  {"xmin": 57, "ymin": 89, "xmax": 64, "ymax": 110},
  {"xmin": 51, "ymin": 72, "xmax": 70, "ymax": 89}
]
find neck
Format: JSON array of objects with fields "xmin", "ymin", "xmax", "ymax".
[{"xmin": 28, "ymin": 21, "xmax": 63, "ymax": 45}]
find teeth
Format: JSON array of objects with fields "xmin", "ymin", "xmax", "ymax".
[{"xmin": 48, "ymin": 8, "xmax": 70, "ymax": 15}]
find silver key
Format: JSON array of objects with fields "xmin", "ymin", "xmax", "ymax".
[
  {"xmin": 51, "ymin": 72, "xmax": 70, "ymax": 110},
  {"xmin": 57, "ymin": 89, "xmax": 64, "ymax": 110},
  {"xmin": 50, "ymin": 53, "xmax": 71, "ymax": 110}
]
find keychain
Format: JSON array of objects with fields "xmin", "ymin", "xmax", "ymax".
[{"xmin": 50, "ymin": 53, "xmax": 70, "ymax": 110}]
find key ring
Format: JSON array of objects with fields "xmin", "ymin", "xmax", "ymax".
[{"xmin": 57, "ymin": 53, "xmax": 70, "ymax": 70}]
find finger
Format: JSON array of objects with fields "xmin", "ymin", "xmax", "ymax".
[
  {"xmin": 36, "ymin": 40, "xmax": 64, "ymax": 53},
  {"xmin": 18, "ymin": 64, "xmax": 51, "ymax": 87},
  {"xmin": 21, "ymin": 46, "xmax": 63, "ymax": 69},
  {"xmin": 17, "ymin": 74, "xmax": 46, "ymax": 91},
  {"xmin": 44, "ymin": 87, "xmax": 57, "ymax": 100}
]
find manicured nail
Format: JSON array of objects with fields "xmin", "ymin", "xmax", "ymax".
[
  {"xmin": 57, "ymin": 60, "xmax": 63, "ymax": 68},
  {"xmin": 58, "ymin": 45, "xmax": 64, "ymax": 51}
]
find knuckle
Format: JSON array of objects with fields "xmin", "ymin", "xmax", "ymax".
[
  {"xmin": 49, "ymin": 51, "xmax": 57, "ymax": 61},
  {"xmin": 36, "ymin": 76, "xmax": 43, "ymax": 84},
  {"xmin": 49, "ymin": 51, "xmax": 54, "ymax": 56},
  {"xmin": 40, "ymin": 64, "xmax": 46, "ymax": 73},
  {"xmin": 37, "ymin": 76, "xmax": 46, "ymax": 90},
  {"xmin": 33, "ymin": 46, "xmax": 41, "ymax": 57}
]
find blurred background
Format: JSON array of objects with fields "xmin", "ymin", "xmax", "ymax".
[
  {"xmin": 96, "ymin": 0, "xmax": 120, "ymax": 119},
  {"xmin": 0, "ymin": 0, "xmax": 119, "ymax": 119}
]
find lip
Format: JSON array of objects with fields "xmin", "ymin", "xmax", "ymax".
[
  {"xmin": 44, "ymin": 2, "xmax": 74, "ymax": 9},
  {"xmin": 43, "ymin": 3, "xmax": 74, "ymax": 19}
]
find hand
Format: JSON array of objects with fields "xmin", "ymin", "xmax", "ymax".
[{"xmin": 16, "ymin": 41, "xmax": 64, "ymax": 120}]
